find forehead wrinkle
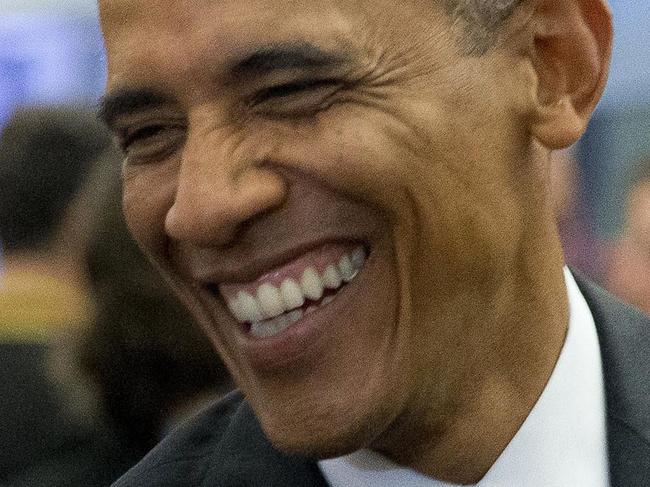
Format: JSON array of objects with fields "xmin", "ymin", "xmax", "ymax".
[{"xmin": 101, "ymin": 0, "xmax": 388, "ymax": 106}]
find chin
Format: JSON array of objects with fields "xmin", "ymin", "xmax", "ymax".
[
  {"xmin": 250, "ymin": 375, "xmax": 404, "ymax": 460},
  {"xmin": 265, "ymin": 413, "xmax": 392, "ymax": 460}
]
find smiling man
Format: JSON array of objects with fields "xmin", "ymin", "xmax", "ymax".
[{"xmin": 98, "ymin": 0, "xmax": 650, "ymax": 486}]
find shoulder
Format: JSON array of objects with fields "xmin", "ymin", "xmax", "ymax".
[
  {"xmin": 572, "ymin": 271, "xmax": 650, "ymax": 437},
  {"xmin": 112, "ymin": 391, "xmax": 246, "ymax": 487},
  {"xmin": 112, "ymin": 390, "xmax": 326, "ymax": 487},
  {"xmin": 572, "ymin": 270, "xmax": 650, "ymax": 349}
]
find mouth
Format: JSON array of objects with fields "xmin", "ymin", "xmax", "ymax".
[{"xmin": 209, "ymin": 243, "xmax": 368, "ymax": 340}]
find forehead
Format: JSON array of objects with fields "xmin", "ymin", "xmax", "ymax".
[
  {"xmin": 100, "ymin": 0, "xmax": 354, "ymax": 82},
  {"xmin": 100, "ymin": 0, "xmax": 355, "ymax": 48},
  {"xmin": 99, "ymin": 0, "xmax": 452, "ymax": 91}
]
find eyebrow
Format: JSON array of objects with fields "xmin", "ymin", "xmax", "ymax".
[
  {"xmin": 230, "ymin": 42, "xmax": 351, "ymax": 78},
  {"xmin": 99, "ymin": 43, "xmax": 352, "ymax": 128},
  {"xmin": 98, "ymin": 88, "xmax": 177, "ymax": 129}
]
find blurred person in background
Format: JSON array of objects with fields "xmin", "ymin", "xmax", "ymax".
[
  {"xmin": 550, "ymin": 147, "xmax": 611, "ymax": 283},
  {"xmin": 78, "ymin": 147, "xmax": 234, "ymax": 452},
  {"xmin": 5, "ymin": 148, "xmax": 233, "ymax": 486},
  {"xmin": 0, "ymin": 106, "xmax": 110, "ymax": 481},
  {"xmin": 607, "ymin": 156, "xmax": 650, "ymax": 316}
]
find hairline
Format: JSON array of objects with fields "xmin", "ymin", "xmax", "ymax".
[{"xmin": 443, "ymin": 0, "xmax": 526, "ymax": 56}]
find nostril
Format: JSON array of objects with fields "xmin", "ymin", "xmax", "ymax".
[{"xmin": 204, "ymin": 282, "xmax": 220, "ymax": 296}]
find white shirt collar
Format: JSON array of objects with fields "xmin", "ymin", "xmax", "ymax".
[{"xmin": 319, "ymin": 268, "xmax": 610, "ymax": 487}]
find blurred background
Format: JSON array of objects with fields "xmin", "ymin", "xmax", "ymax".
[{"xmin": 0, "ymin": 0, "xmax": 648, "ymax": 485}]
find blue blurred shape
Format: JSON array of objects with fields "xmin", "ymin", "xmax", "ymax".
[
  {"xmin": 0, "ymin": 13, "xmax": 106, "ymax": 130},
  {"xmin": 600, "ymin": 0, "xmax": 650, "ymax": 109}
]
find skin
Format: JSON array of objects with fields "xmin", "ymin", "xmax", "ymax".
[
  {"xmin": 608, "ymin": 181, "xmax": 650, "ymax": 316},
  {"xmin": 99, "ymin": 0, "xmax": 612, "ymax": 483},
  {"xmin": 549, "ymin": 149, "xmax": 579, "ymax": 221}
]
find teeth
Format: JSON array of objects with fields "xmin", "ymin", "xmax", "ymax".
[
  {"xmin": 300, "ymin": 267, "xmax": 324, "ymax": 301},
  {"xmin": 236, "ymin": 292, "xmax": 264, "ymax": 322},
  {"xmin": 337, "ymin": 254, "xmax": 356, "ymax": 282},
  {"xmin": 249, "ymin": 311, "xmax": 302, "ymax": 339},
  {"xmin": 250, "ymin": 314, "xmax": 290, "ymax": 338},
  {"xmin": 351, "ymin": 246, "xmax": 366, "ymax": 270},
  {"xmin": 257, "ymin": 283, "xmax": 285, "ymax": 319},
  {"xmin": 226, "ymin": 293, "xmax": 249, "ymax": 323},
  {"xmin": 287, "ymin": 309, "xmax": 303, "ymax": 323},
  {"xmin": 250, "ymin": 322, "xmax": 274, "ymax": 338},
  {"xmin": 322, "ymin": 264, "xmax": 343, "ymax": 289},
  {"xmin": 223, "ymin": 247, "xmax": 368, "ymax": 325},
  {"xmin": 280, "ymin": 278, "xmax": 305, "ymax": 310}
]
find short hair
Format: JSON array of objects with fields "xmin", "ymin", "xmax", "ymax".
[
  {"xmin": 0, "ymin": 106, "xmax": 111, "ymax": 251},
  {"xmin": 443, "ymin": 0, "xmax": 526, "ymax": 55}
]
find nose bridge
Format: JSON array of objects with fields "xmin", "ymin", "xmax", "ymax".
[
  {"xmin": 165, "ymin": 118, "xmax": 286, "ymax": 246},
  {"xmin": 178, "ymin": 121, "xmax": 242, "ymax": 209}
]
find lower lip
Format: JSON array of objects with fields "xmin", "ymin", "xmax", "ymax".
[{"xmin": 232, "ymin": 249, "xmax": 372, "ymax": 370}]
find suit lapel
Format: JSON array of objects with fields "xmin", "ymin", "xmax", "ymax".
[
  {"xmin": 203, "ymin": 400, "xmax": 328, "ymax": 487},
  {"xmin": 573, "ymin": 272, "xmax": 650, "ymax": 486}
]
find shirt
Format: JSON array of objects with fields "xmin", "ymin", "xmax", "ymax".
[
  {"xmin": 0, "ymin": 269, "xmax": 93, "ymax": 342},
  {"xmin": 319, "ymin": 268, "xmax": 610, "ymax": 487}
]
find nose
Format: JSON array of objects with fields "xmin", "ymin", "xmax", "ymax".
[{"xmin": 164, "ymin": 127, "xmax": 286, "ymax": 247}]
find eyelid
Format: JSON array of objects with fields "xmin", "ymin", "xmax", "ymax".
[
  {"xmin": 119, "ymin": 121, "xmax": 185, "ymax": 149},
  {"xmin": 120, "ymin": 124, "xmax": 163, "ymax": 148},
  {"xmin": 251, "ymin": 78, "xmax": 343, "ymax": 105},
  {"xmin": 116, "ymin": 122, "xmax": 186, "ymax": 166}
]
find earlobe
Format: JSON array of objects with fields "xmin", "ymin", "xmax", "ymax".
[
  {"xmin": 533, "ymin": 98, "xmax": 586, "ymax": 150},
  {"xmin": 528, "ymin": 0, "xmax": 612, "ymax": 149}
]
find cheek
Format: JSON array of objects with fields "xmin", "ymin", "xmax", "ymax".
[
  {"xmin": 122, "ymin": 166, "xmax": 176, "ymax": 258},
  {"xmin": 267, "ymin": 105, "xmax": 424, "ymax": 223}
]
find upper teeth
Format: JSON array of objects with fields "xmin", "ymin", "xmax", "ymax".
[{"xmin": 224, "ymin": 247, "xmax": 366, "ymax": 325}]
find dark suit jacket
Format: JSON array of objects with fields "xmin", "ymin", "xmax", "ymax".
[
  {"xmin": 0, "ymin": 343, "xmax": 146, "ymax": 486},
  {"xmin": 113, "ymin": 274, "xmax": 650, "ymax": 486},
  {"xmin": 0, "ymin": 343, "xmax": 80, "ymax": 478}
]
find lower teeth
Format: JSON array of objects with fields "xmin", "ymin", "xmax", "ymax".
[{"xmin": 249, "ymin": 292, "xmax": 338, "ymax": 338}]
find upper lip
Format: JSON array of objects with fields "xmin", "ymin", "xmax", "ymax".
[{"xmin": 186, "ymin": 237, "xmax": 369, "ymax": 286}]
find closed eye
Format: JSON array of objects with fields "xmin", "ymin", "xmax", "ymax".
[
  {"xmin": 255, "ymin": 79, "xmax": 341, "ymax": 101},
  {"xmin": 117, "ymin": 121, "xmax": 186, "ymax": 163},
  {"xmin": 251, "ymin": 78, "xmax": 344, "ymax": 112},
  {"xmin": 120, "ymin": 124, "xmax": 168, "ymax": 150}
]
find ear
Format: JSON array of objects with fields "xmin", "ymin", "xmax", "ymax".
[{"xmin": 527, "ymin": 0, "xmax": 612, "ymax": 149}]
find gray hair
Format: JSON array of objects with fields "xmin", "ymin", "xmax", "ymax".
[{"xmin": 442, "ymin": 0, "xmax": 525, "ymax": 55}]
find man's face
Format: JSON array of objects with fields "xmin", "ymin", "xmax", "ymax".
[{"xmin": 100, "ymin": 0, "xmax": 530, "ymax": 457}]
